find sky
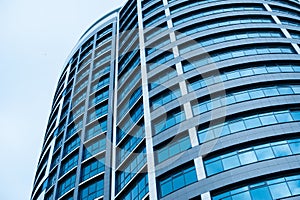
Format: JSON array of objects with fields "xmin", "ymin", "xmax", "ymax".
[{"xmin": 0, "ymin": 0, "xmax": 125, "ymax": 199}]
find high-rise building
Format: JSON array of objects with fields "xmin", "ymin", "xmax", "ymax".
[{"xmin": 31, "ymin": 0, "xmax": 300, "ymax": 200}]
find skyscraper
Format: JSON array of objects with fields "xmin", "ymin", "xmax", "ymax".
[{"xmin": 31, "ymin": 0, "xmax": 300, "ymax": 200}]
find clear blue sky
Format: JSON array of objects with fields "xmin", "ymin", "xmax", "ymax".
[{"xmin": 0, "ymin": 0, "xmax": 125, "ymax": 199}]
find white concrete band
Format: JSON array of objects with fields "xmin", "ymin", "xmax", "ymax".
[{"xmin": 137, "ymin": 1, "xmax": 158, "ymax": 199}]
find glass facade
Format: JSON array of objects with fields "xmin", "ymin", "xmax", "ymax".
[
  {"xmin": 204, "ymin": 138, "xmax": 300, "ymax": 176},
  {"xmin": 31, "ymin": 0, "xmax": 300, "ymax": 200},
  {"xmin": 198, "ymin": 110, "xmax": 300, "ymax": 144},
  {"xmin": 158, "ymin": 164, "xmax": 197, "ymax": 197},
  {"xmin": 156, "ymin": 133, "xmax": 191, "ymax": 163},
  {"xmin": 79, "ymin": 178, "xmax": 104, "ymax": 200},
  {"xmin": 212, "ymin": 174, "xmax": 300, "ymax": 200}
]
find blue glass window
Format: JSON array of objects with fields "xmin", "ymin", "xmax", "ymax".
[
  {"xmin": 188, "ymin": 64, "xmax": 300, "ymax": 93},
  {"xmin": 90, "ymin": 87, "xmax": 109, "ymax": 107},
  {"xmin": 291, "ymin": 111, "xmax": 300, "ymax": 121},
  {"xmin": 159, "ymin": 164, "xmax": 197, "ymax": 197},
  {"xmin": 145, "ymin": 22, "xmax": 168, "ymax": 41},
  {"xmin": 288, "ymin": 179, "xmax": 300, "ymax": 195},
  {"xmin": 221, "ymin": 152, "xmax": 240, "ymax": 170},
  {"xmin": 154, "ymin": 107, "xmax": 185, "ymax": 134},
  {"xmin": 79, "ymin": 178, "xmax": 104, "ymax": 200},
  {"xmin": 255, "ymin": 144, "xmax": 275, "ymax": 161},
  {"xmin": 116, "ymin": 146, "xmax": 147, "ymax": 192},
  {"xmin": 85, "ymin": 119, "xmax": 107, "ymax": 141},
  {"xmin": 183, "ymin": 45, "xmax": 294, "ymax": 73},
  {"xmin": 57, "ymin": 173, "xmax": 76, "ymax": 198},
  {"xmin": 118, "ymin": 103, "xmax": 144, "ymax": 141},
  {"xmin": 156, "ymin": 134, "xmax": 191, "ymax": 163},
  {"xmin": 250, "ymin": 186, "xmax": 272, "ymax": 200},
  {"xmin": 272, "ymin": 141, "xmax": 292, "ymax": 157},
  {"xmin": 205, "ymin": 157, "xmax": 224, "ymax": 176},
  {"xmin": 198, "ymin": 110, "xmax": 300, "ymax": 144},
  {"xmin": 171, "ymin": 2, "xmax": 264, "ymax": 27},
  {"xmin": 150, "ymin": 86, "xmax": 181, "ymax": 110},
  {"xmin": 118, "ymin": 54, "xmax": 140, "ymax": 87},
  {"xmin": 149, "ymin": 66, "xmax": 177, "ymax": 90},
  {"xmin": 212, "ymin": 174, "xmax": 300, "ymax": 200},
  {"xmin": 83, "ymin": 138, "xmax": 106, "ymax": 160},
  {"xmin": 144, "ymin": 11, "xmax": 165, "ymax": 28},
  {"xmin": 69, "ymin": 105, "xmax": 85, "ymax": 122},
  {"xmin": 260, "ymin": 113, "xmax": 277, "ymax": 125},
  {"xmin": 47, "ymin": 171, "xmax": 57, "ymax": 189},
  {"xmin": 90, "ymin": 75, "xmax": 110, "ymax": 93},
  {"xmin": 74, "ymin": 73, "xmax": 89, "ymax": 91},
  {"xmin": 63, "ymin": 136, "xmax": 80, "ymax": 157},
  {"xmin": 92, "ymin": 66, "xmax": 110, "ymax": 81},
  {"xmin": 269, "ymin": 182, "xmax": 291, "ymax": 199},
  {"xmin": 60, "ymin": 153, "xmax": 78, "ymax": 176},
  {"xmin": 239, "ymin": 149, "xmax": 257, "ymax": 165},
  {"xmin": 118, "ymin": 71, "xmax": 141, "ymax": 105},
  {"xmin": 118, "ymin": 86, "xmax": 142, "ymax": 122},
  {"xmin": 148, "ymin": 51, "xmax": 174, "ymax": 71},
  {"xmin": 143, "ymin": 1, "xmax": 164, "ymax": 18},
  {"xmin": 289, "ymin": 139, "xmax": 300, "ymax": 154},
  {"xmin": 120, "ymin": 174, "xmax": 149, "ymax": 200},
  {"xmin": 66, "ymin": 121, "xmax": 83, "ymax": 139},
  {"xmin": 177, "ymin": 16, "xmax": 272, "ymax": 40},
  {"xmin": 204, "ymin": 138, "xmax": 300, "ymax": 176},
  {"xmin": 117, "ymin": 125, "xmax": 144, "ymax": 163},
  {"xmin": 244, "ymin": 117, "xmax": 261, "ymax": 129},
  {"xmin": 81, "ymin": 157, "xmax": 105, "ymax": 181},
  {"xmin": 88, "ymin": 103, "xmax": 108, "ymax": 122}
]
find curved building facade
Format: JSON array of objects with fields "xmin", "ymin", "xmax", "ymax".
[{"xmin": 31, "ymin": 0, "xmax": 300, "ymax": 200}]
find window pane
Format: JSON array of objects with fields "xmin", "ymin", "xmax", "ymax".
[
  {"xmin": 160, "ymin": 180, "xmax": 172, "ymax": 197},
  {"xmin": 275, "ymin": 112, "xmax": 293, "ymax": 123},
  {"xmin": 250, "ymin": 187, "xmax": 272, "ymax": 200},
  {"xmin": 289, "ymin": 142, "xmax": 300, "ymax": 154},
  {"xmin": 291, "ymin": 111, "xmax": 300, "ymax": 121},
  {"xmin": 219, "ymin": 53, "xmax": 231, "ymax": 60},
  {"xmin": 292, "ymin": 86, "xmax": 300, "ymax": 93},
  {"xmin": 239, "ymin": 151, "xmax": 257, "ymax": 165},
  {"xmin": 263, "ymin": 88, "xmax": 279, "ymax": 96},
  {"xmin": 278, "ymin": 87, "xmax": 293, "ymax": 95},
  {"xmin": 272, "ymin": 144, "xmax": 292, "ymax": 157},
  {"xmin": 229, "ymin": 121, "xmax": 246, "ymax": 133},
  {"xmin": 240, "ymin": 69, "xmax": 254, "ymax": 76},
  {"xmin": 158, "ymin": 149, "xmax": 169, "ymax": 163},
  {"xmin": 288, "ymin": 180, "xmax": 300, "ymax": 195},
  {"xmin": 281, "ymin": 66, "xmax": 294, "ymax": 72},
  {"xmin": 227, "ymin": 71, "xmax": 240, "ymax": 79},
  {"xmin": 231, "ymin": 191, "xmax": 251, "ymax": 200},
  {"xmin": 269, "ymin": 183, "xmax": 291, "ymax": 199},
  {"xmin": 170, "ymin": 144, "xmax": 180, "ymax": 156},
  {"xmin": 256, "ymin": 48, "xmax": 269, "ymax": 54},
  {"xmin": 180, "ymin": 137, "xmax": 191, "ymax": 150},
  {"xmin": 184, "ymin": 168, "xmax": 197, "ymax": 185},
  {"xmin": 220, "ymin": 125, "xmax": 230, "ymax": 136},
  {"xmin": 249, "ymin": 90, "xmax": 264, "ymax": 99},
  {"xmin": 226, "ymin": 95, "xmax": 236, "ymax": 105},
  {"xmin": 244, "ymin": 117, "xmax": 261, "ymax": 129},
  {"xmin": 205, "ymin": 160, "xmax": 224, "ymax": 176},
  {"xmin": 255, "ymin": 147, "xmax": 275, "ymax": 161},
  {"xmin": 260, "ymin": 114, "xmax": 277, "ymax": 125},
  {"xmin": 253, "ymin": 67, "xmax": 267, "ymax": 74},
  {"xmin": 222, "ymin": 155, "xmax": 240, "ymax": 170},
  {"xmin": 267, "ymin": 66, "xmax": 280, "ymax": 73},
  {"xmin": 245, "ymin": 49, "xmax": 257, "ymax": 56},
  {"xmin": 173, "ymin": 174, "xmax": 185, "ymax": 190},
  {"xmin": 235, "ymin": 92, "xmax": 250, "ymax": 102}
]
